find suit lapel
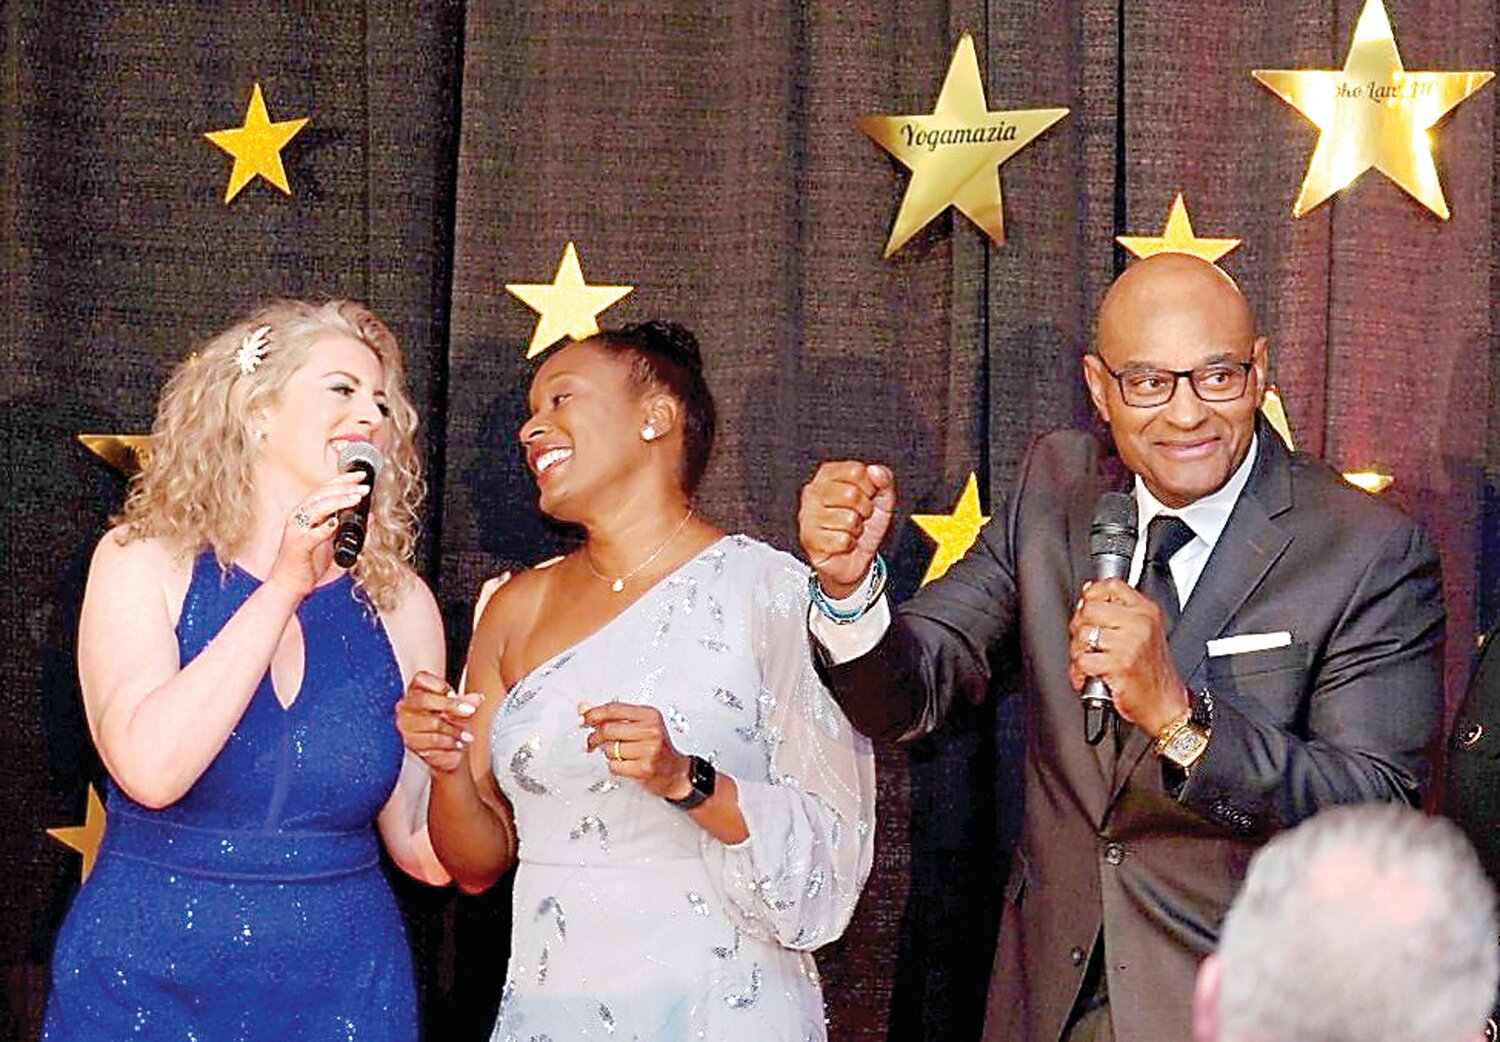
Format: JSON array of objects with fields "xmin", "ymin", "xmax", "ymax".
[{"xmin": 1109, "ymin": 428, "xmax": 1294, "ymax": 802}]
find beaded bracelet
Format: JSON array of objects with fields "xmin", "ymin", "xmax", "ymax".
[{"xmin": 808, "ymin": 554, "xmax": 888, "ymax": 625}]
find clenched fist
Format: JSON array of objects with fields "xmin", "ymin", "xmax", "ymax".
[{"xmin": 798, "ymin": 461, "xmax": 897, "ymax": 598}]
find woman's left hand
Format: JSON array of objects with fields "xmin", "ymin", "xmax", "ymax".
[{"xmin": 580, "ymin": 701, "xmax": 693, "ymax": 801}]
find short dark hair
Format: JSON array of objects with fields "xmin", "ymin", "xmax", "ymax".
[{"xmin": 587, "ymin": 320, "xmax": 716, "ymax": 497}]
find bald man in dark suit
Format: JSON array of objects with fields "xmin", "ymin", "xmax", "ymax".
[{"xmin": 798, "ymin": 254, "xmax": 1444, "ymax": 1042}]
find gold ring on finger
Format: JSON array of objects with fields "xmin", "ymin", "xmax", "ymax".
[{"xmin": 613, "ymin": 740, "xmax": 622, "ymax": 761}]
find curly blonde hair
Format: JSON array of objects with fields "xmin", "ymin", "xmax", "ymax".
[{"xmin": 117, "ymin": 299, "xmax": 424, "ymax": 611}]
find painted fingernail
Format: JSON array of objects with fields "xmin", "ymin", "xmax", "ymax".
[
  {"xmin": 453, "ymin": 702, "xmax": 476, "ymax": 717},
  {"xmin": 460, "ymin": 731, "xmax": 474, "ymax": 744}
]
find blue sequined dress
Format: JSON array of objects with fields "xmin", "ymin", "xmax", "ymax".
[
  {"xmin": 43, "ymin": 551, "xmax": 417, "ymax": 1041},
  {"xmin": 488, "ymin": 536, "xmax": 876, "ymax": 1042}
]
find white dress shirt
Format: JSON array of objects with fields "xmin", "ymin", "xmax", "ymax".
[{"xmin": 810, "ymin": 435, "xmax": 1260, "ymax": 664}]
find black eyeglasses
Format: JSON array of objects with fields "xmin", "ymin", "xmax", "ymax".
[{"xmin": 1097, "ymin": 358, "xmax": 1255, "ymax": 408}]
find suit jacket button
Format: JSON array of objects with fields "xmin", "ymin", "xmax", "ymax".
[
  {"xmin": 1104, "ymin": 842, "xmax": 1126, "ymax": 866},
  {"xmin": 1070, "ymin": 946, "xmax": 1087, "ymax": 967}
]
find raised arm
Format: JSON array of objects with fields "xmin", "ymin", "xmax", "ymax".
[{"xmin": 83, "ymin": 474, "xmax": 367, "ymax": 808}]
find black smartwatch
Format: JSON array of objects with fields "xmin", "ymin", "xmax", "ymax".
[{"xmin": 665, "ymin": 755, "xmax": 716, "ymax": 810}]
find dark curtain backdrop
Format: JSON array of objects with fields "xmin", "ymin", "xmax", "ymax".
[{"xmin": 3, "ymin": 2, "xmax": 1495, "ymax": 1040}]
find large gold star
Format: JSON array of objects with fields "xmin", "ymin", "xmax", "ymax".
[
  {"xmin": 1116, "ymin": 193, "xmax": 1241, "ymax": 263},
  {"xmin": 858, "ymin": 34, "xmax": 1069, "ymax": 257},
  {"xmin": 48, "ymin": 785, "xmax": 106, "ymax": 882},
  {"xmin": 911, "ymin": 472, "xmax": 991, "ymax": 586},
  {"xmin": 204, "ymin": 83, "xmax": 310, "ymax": 203},
  {"xmin": 506, "ymin": 242, "xmax": 634, "ymax": 359},
  {"xmin": 78, "ymin": 433, "xmax": 151, "ymax": 475},
  {"xmin": 1260, "ymin": 387, "xmax": 1393, "ymax": 493},
  {"xmin": 1253, "ymin": 0, "xmax": 1493, "ymax": 219}
]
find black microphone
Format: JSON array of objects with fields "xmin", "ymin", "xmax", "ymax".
[
  {"xmin": 333, "ymin": 442, "xmax": 384, "ymax": 569},
  {"xmin": 1082, "ymin": 491, "xmax": 1138, "ymax": 745}
]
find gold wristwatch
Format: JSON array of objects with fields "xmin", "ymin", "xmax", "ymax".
[{"xmin": 1155, "ymin": 708, "xmax": 1211, "ymax": 769}]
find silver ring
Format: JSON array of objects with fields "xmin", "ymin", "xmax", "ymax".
[
  {"xmin": 292, "ymin": 507, "xmax": 314, "ymax": 530},
  {"xmin": 1084, "ymin": 625, "xmax": 1103, "ymax": 653},
  {"xmin": 613, "ymin": 740, "xmax": 622, "ymax": 761}
]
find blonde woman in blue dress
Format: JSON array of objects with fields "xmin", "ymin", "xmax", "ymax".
[{"xmin": 397, "ymin": 321, "xmax": 876, "ymax": 1041}]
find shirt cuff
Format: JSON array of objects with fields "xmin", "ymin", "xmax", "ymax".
[{"xmin": 809, "ymin": 595, "xmax": 891, "ymax": 664}]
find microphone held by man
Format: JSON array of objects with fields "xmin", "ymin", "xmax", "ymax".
[{"xmin": 1081, "ymin": 491, "xmax": 1138, "ymax": 744}]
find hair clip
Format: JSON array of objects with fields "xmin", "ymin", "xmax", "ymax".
[{"xmin": 235, "ymin": 325, "xmax": 272, "ymax": 375}]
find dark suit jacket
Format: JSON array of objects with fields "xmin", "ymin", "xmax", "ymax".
[
  {"xmin": 1442, "ymin": 622, "xmax": 1500, "ymax": 1032},
  {"xmin": 822, "ymin": 424, "xmax": 1444, "ymax": 1042}
]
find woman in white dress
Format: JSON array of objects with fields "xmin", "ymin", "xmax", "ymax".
[{"xmin": 396, "ymin": 321, "xmax": 875, "ymax": 1041}]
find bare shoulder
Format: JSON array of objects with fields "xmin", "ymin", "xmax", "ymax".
[
  {"xmin": 471, "ymin": 555, "xmax": 565, "ymax": 637},
  {"xmin": 465, "ymin": 554, "xmax": 568, "ymax": 688},
  {"xmin": 378, "ymin": 565, "xmax": 445, "ymax": 680},
  {"xmin": 381, "ymin": 565, "xmax": 442, "ymax": 630},
  {"xmin": 87, "ymin": 527, "xmax": 193, "ymax": 613}
]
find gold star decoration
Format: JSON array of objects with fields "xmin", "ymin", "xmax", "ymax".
[
  {"xmin": 1260, "ymin": 387, "xmax": 1297, "ymax": 450},
  {"xmin": 1260, "ymin": 387, "xmax": 1393, "ymax": 493},
  {"xmin": 78, "ymin": 433, "xmax": 151, "ymax": 475},
  {"xmin": 1252, "ymin": 0, "xmax": 1493, "ymax": 219},
  {"xmin": 204, "ymin": 83, "xmax": 310, "ymax": 204},
  {"xmin": 505, "ymin": 242, "xmax": 634, "ymax": 359},
  {"xmin": 1116, "ymin": 193, "xmax": 1241, "ymax": 262},
  {"xmin": 911, "ymin": 472, "xmax": 991, "ymax": 585},
  {"xmin": 857, "ymin": 33, "xmax": 1069, "ymax": 257},
  {"xmin": 48, "ymin": 785, "xmax": 106, "ymax": 882}
]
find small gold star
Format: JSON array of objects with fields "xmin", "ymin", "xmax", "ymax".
[
  {"xmin": 857, "ymin": 34, "xmax": 1069, "ymax": 256},
  {"xmin": 48, "ymin": 785, "xmax": 106, "ymax": 882},
  {"xmin": 78, "ymin": 433, "xmax": 152, "ymax": 475},
  {"xmin": 1116, "ymin": 193, "xmax": 1241, "ymax": 263},
  {"xmin": 1260, "ymin": 387, "xmax": 1297, "ymax": 450},
  {"xmin": 506, "ymin": 242, "xmax": 634, "ymax": 359},
  {"xmin": 911, "ymin": 472, "xmax": 991, "ymax": 585},
  {"xmin": 1342, "ymin": 471, "xmax": 1395, "ymax": 494},
  {"xmin": 204, "ymin": 83, "xmax": 310, "ymax": 203},
  {"xmin": 1253, "ymin": 0, "xmax": 1493, "ymax": 219}
]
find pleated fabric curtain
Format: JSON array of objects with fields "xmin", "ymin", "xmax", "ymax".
[{"xmin": 2, "ymin": 1, "xmax": 1496, "ymax": 1040}]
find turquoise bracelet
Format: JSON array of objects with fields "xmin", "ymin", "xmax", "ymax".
[{"xmin": 808, "ymin": 554, "xmax": 888, "ymax": 624}]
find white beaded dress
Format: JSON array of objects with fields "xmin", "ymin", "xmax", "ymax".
[{"xmin": 486, "ymin": 536, "xmax": 876, "ymax": 1042}]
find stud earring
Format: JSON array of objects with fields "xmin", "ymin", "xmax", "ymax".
[{"xmin": 641, "ymin": 425, "xmax": 657, "ymax": 442}]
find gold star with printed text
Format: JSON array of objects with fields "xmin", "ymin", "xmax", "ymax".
[
  {"xmin": 78, "ymin": 433, "xmax": 151, "ymax": 475},
  {"xmin": 204, "ymin": 83, "xmax": 310, "ymax": 203},
  {"xmin": 858, "ymin": 34, "xmax": 1069, "ymax": 257},
  {"xmin": 1253, "ymin": 0, "xmax": 1493, "ymax": 219},
  {"xmin": 48, "ymin": 785, "xmax": 106, "ymax": 882},
  {"xmin": 911, "ymin": 472, "xmax": 991, "ymax": 585},
  {"xmin": 506, "ymin": 243, "xmax": 634, "ymax": 359},
  {"xmin": 1116, "ymin": 194, "xmax": 1241, "ymax": 263}
]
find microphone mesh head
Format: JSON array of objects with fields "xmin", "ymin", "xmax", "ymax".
[
  {"xmin": 337, "ymin": 440, "xmax": 385, "ymax": 478},
  {"xmin": 1089, "ymin": 491, "xmax": 1137, "ymax": 559}
]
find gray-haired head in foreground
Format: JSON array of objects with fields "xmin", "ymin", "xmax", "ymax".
[{"xmin": 1213, "ymin": 804, "xmax": 1497, "ymax": 1042}]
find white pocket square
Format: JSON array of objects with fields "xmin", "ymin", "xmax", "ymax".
[{"xmin": 1206, "ymin": 631, "xmax": 1293, "ymax": 657}]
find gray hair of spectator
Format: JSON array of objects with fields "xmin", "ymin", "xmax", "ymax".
[{"xmin": 1216, "ymin": 804, "xmax": 1498, "ymax": 1042}]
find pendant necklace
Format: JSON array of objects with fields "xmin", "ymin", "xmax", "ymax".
[{"xmin": 585, "ymin": 509, "xmax": 695, "ymax": 593}]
